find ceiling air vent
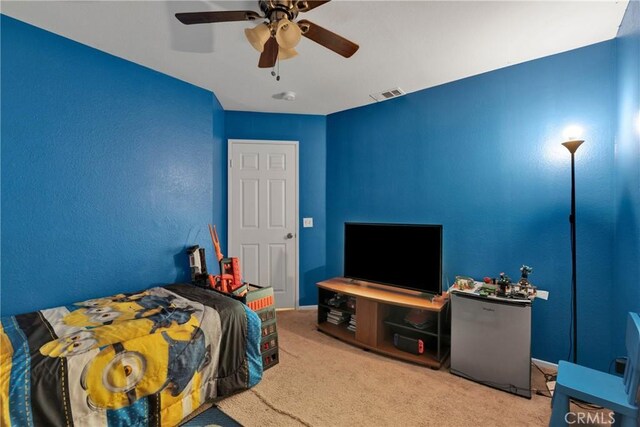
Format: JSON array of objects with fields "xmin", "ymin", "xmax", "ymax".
[{"xmin": 369, "ymin": 87, "xmax": 405, "ymax": 102}]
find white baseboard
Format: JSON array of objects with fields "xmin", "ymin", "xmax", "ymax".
[
  {"xmin": 297, "ymin": 305, "xmax": 318, "ymax": 310},
  {"xmin": 532, "ymin": 357, "xmax": 558, "ymax": 371}
]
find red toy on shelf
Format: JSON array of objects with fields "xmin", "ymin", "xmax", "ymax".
[{"xmin": 208, "ymin": 224, "xmax": 247, "ymax": 297}]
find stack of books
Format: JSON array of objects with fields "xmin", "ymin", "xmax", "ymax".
[
  {"xmin": 347, "ymin": 314, "xmax": 357, "ymax": 332},
  {"xmin": 326, "ymin": 309, "xmax": 349, "ymax": 325}
]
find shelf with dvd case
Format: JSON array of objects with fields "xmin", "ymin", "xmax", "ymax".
[
  {"xmin": 347, "ymin": 313, "xmax": 357, "ymax": 333},
  {"xmin": 318, "ymin": 287, "xmax": 356, "ymax": 335}
]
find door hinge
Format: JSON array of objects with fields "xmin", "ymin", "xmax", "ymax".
[{"xmin": 229, "ymin": 158, "xmax": 233, "ymax": 168}]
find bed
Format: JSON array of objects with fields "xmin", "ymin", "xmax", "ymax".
[{"xmin": 0, "ymin": 283, "xmax": 263, "ymax": 427}]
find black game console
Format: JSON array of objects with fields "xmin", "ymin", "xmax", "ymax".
[{"xmin": 393, "ymin": 333, "xmax": 424, "ymax": 355}]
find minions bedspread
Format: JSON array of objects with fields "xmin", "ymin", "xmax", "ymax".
[{"xmin": 0, "ymin": 284, "xmax": 262, "ymax": 427}]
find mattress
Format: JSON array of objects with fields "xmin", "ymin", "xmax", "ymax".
[{"xmin": 0, "ymin": 283, "xmax": 262, "ymax": 427}]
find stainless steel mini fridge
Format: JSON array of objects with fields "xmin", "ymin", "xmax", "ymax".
[{"xmin": 450, "ymin": 292, "xmax": 532, "ymax": 398}]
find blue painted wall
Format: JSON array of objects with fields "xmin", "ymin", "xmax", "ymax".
[
  {"xmin": 326, "ymin": 41, "xmax": 618, "ymax": 370},
  {"xmin": 1, "ymin": 15, "xmax": 224, "ymax": 315},
  {"xmin": 614, "ymin": 0, "xmax": 640, "ymax": 357},
  {"xmin": 225, "ymin": 111, "xmax": 327, "ymax": 306}
]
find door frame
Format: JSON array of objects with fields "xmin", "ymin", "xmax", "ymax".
[{"xmin": 227, "ymin": 139, "xmax": 300, "ymax": 309}]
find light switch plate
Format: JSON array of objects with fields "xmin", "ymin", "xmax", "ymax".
[{"xmin": 303, "ymin": 218, "xmax": 313, "ymax": 228}]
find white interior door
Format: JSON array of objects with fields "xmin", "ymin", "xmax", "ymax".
[{"xmin": 228, "ymin": 140, "xmax": 298, "ymax": 309}]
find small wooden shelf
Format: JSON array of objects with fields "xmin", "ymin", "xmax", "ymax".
[
  {"xmin": 376, "ymin": 341, "xmax": 441, "ymax": 367},
  {"xmin": 383, "ymin": 319, "xmax": 438, "ymax": 338},
  {"xmin": 318, "ymin": 303, "xmax": 355, "ymax": 316},
  {"xmin": 317, "ymin": 278, "xmax": 450, "ymax": 369},
  {"xmin": 317, "ymin": 321, "xmax": 355, "ymax": 341}
]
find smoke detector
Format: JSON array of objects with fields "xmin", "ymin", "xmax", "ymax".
[
  {"xmin": 369, "ymin": 87, "xmax": 405, "ymax": 102},
  {"xmin": 273, "ymin": 91, "xmax": 296, "ymax": 101}
]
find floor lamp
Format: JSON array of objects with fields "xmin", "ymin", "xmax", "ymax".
[{"xmin": 562, "ymin": 136, "xmax": 584, "ymax": 364}]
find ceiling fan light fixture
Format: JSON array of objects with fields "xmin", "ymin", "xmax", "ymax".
[
  {"xmin": 278, "ymin": 47, "xmax": 298, "ymax": 60},
  {"xmin": 244, "ymin": 22, "xmax": 271, "ymax": 52},
  {"xmin": 175, "ymin": 1, "xmax": 360, "ymax": 69},
  {"xmin": 275, "ymin": 18, "xmax": 302, "ymax": 50}
]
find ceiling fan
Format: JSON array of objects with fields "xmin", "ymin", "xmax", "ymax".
[{"xmin": 175, "ymin": 0, "xmax": 359, "ymax": 69}]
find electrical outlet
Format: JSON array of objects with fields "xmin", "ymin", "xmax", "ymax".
[{"xmin": 303, "ymin": 218, "xmax": 313, "ymax": 228}]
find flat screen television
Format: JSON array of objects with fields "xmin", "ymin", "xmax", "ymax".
[{"xmin": 343, "ymin": 223, "xmax": 442, "ymax": 295}]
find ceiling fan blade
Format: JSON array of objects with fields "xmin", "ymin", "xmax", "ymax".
[
  {"xmin": 297, "ymin": 19, "xmax": 359, "ymax": 58},
  {"xmin": 175, "ymin": 11, "xmax": 261, "ymax": 25},
  {"xmin": 258, "ymin": 38, "xmax": 279, "ymax": 68},
  {"xmin": 297, "ymin": 1, "xmax": 331, "ymax": 12}
]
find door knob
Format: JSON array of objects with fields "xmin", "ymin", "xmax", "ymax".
[{"xmin": 286, "ymin": 233, "xmax": 294, "ymax": 239}]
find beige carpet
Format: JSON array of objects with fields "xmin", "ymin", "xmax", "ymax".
[{"xmin": 217, "ymin": 310, "xmax": 595, "ymax": 427}]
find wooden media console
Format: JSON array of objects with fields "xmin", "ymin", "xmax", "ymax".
[{"xmin": 317, "ymin": 277, "xmax": 450, "ymax": 369}]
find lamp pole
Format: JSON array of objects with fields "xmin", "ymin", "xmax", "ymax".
[{"xmin": 562, "ymin": 139, "xmax": 583, "ymax": 364}]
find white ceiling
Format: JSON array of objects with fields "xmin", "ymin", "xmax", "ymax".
[{"xmin": 2, "ymin": 0, "xmax": 629, "ymax": 115}]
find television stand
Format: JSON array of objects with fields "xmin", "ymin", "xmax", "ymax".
[{"xmin": 316, "ymin": 277, "xmax": 450, "ymax": 369}]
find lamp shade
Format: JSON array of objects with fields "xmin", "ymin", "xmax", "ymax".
[
  {"xmin": 278, "ymin": 47, "xmax": 298, "ymax": 60},
  {"xmin": 244, "ymin": 23, "xmax": 271, "ymax": 52},
  {"xmin": 275, "ymin": 18, "xmax": 302, "ymax": 50},
  {"xmin": 562, "ymin": 139, "xmax": 584, "ymax": 154}
]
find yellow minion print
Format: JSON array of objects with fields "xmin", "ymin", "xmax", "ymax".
[
  {"xmin": 64, "ymin": 291, "xmax": 164, "ymax": 328},
  {"xmin": 39, "ymin": 293, "xmax": 201, "ymax": 358},
  {"xmin": 80, "ymin": 327, "xmax": 210, "ymax": 410}
]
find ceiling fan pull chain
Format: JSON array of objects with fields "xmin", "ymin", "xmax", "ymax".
[{"xmin": 271, "ymin": 57, "xmax": 281, "ymax": 81}]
